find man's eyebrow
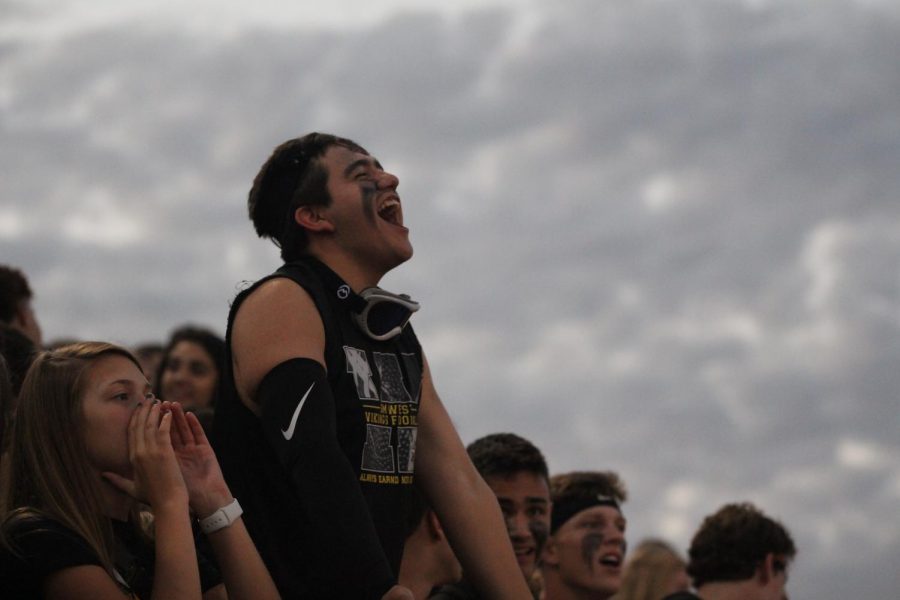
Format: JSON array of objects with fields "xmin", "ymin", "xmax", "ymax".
[
  {"xmin": 525, "ymin": 497, "xmax": 549, "ymax": 504},
  {"xmin": 343, "ymin": 157, "xmax": 382, "ymax": 177}
]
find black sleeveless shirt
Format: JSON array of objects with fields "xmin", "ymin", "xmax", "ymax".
[{"xmin": 214, "ymin": 257, "xmax": 422, "ymax": 599}]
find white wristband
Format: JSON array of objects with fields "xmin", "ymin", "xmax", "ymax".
[{"xmin": 199, "ymin": 498, "xmax": 243, "ymax": 535}]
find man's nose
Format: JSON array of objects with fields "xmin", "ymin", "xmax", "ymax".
[
  {"xmin": 507, "ymin": 513, "xmax": 531, "ymax": 538},
  {"xmin": 603, "ymin": 524, "xmax": 625, "ymax": 548},
  {"xmin": 377, "ymin": 169, "xmax": 399, "ymax": 190}
]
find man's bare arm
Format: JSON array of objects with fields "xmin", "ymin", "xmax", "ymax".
[{"xmin": 415, "ymin": 355, "xmax": 532, "ymax": 600}]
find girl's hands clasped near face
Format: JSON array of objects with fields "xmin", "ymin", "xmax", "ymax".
[
  {"xmin": 165, "ymin": 401, "xmax": 233, "ymax": 517},
  {"xmin": 103, "ymin": 400, "xmax": 189, "ymax": 511}
]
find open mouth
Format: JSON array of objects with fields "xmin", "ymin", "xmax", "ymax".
[
  {"xmin": 598, "ymin": 553, "xmax": 622, "ymax": 568},
  {"xmin": 377, "ymin": 197, "xmax": 403, "ymax": 227},
  {"xmin": 514, "ymin": 546, "xmax": 535, "ymax": 558}
]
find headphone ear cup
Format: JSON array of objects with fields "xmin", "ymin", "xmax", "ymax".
[{"xmin": 365, "ymin": 301, "xmax": 410, "ymax": 337}]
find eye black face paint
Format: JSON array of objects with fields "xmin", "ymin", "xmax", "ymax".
[
  {"xmin": 503, "ymin": 515, "xmax": 515, "ymax": 536},
  {"xmin": 530, "ymin": 519, "xmax": 549, "ymax": 556},
  {"xmin": 581, "ymin": 532, "xmax": 605, "ymax": 570},
  {"xmin": 361, "ymin": 183, "xmax": 378, "ymax": 225}
]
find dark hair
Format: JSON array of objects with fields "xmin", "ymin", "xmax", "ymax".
[
  {"xmin": 0, "ymin": 324, "xmax": 38, "ymax": 452},
  {"xmin": 248, "ymin": 132, "xmax": 368, "ymax": 262},
  {"xmin": 0, "ymin": 353, "xmax": 11, "ymax": 454},
  {"xmin": 687, "ymin": 502, "xmax": 796, "ymax": 588},
  {"xmin": 0, "ymin": 324, "xmax": 38, "ymax": 399},
  {"xmin": 466, "ymin": 432, "xmax": 549, "ymax": 482},
  {"xmin": 0, "ymin": 265, "xmax": 33, "ymax": 324},
  {"xmin": 549, "ymin": 471, "xmax": 627, "ymax": 533},
  {"xmin": 155, "ymin": 325, "xmax": 225, "ymax": 407}
]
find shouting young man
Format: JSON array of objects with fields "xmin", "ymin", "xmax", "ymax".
[
  {"xmin": 214, "ymin": 133, "xmax": 531, "ymax": 600},
  {"xmin": 542, "ymin": 471, "xmax": 628, "ymax": 600}
]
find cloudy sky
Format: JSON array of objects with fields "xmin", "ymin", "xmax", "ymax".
[{"xmin": 3, "ymin": 0, "xmax": 899, "ymax": 596}]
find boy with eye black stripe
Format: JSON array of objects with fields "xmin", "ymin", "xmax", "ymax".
[{"xmin": 542, "ymin": 471, "xmax": 629, "ymax": 600}]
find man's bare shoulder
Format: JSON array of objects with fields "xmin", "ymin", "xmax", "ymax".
[
  {"xmin": 231, "ymin": 276, "xmax": 326, "ymax": 404},
  {"xmin": 237, "ymin": 276, "xmax": 316, "ymax": 315}
]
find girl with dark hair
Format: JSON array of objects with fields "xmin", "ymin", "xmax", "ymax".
[
  {"xmin": 156, "ymin": 325, "xmax": 225, "ymax": 412},
  {"xmin": 0, "ymin": 342, "xmax": 279, "ymax": 599}
]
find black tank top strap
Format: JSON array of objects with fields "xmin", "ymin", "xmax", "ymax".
[{"xmin": 224, "ymin": 258, "xmax": 346, "ymax": 389}]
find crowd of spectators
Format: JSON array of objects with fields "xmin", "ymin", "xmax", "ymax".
[{"xmin": 0, "ymin": 132, "xmax": 797, "ymax": 600}]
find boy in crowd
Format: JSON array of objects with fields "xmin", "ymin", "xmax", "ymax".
[
  {"xmin": 431, "ymin": 432, "xmax": 551, "ymax": 599},
  {"xmin": 215, "ymin": 133, "xmax": 530, "ymax": 599},
  {"xmin": 663, "ymin": 502, "xmax": 796, "ymax": 600},
  {"xmin": 542, "ymin": 471, "xmax": 628, "ymax": 600}
]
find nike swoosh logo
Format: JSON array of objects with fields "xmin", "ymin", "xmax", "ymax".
[{"xmin": 281, "ymin": 382, "xmax": 315, "ymax": 441}]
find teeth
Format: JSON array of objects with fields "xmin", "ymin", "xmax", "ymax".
[
  {"xmin": 600, "ymin": 555, "xmax": 621, "ymax": 566},
  {"xmin": 379, "ymin": 198, "xmax": 400, "ymax": 213},
  {"xmin": 378, "ymin": 198, "xmax": 402, "ymax": 225}
]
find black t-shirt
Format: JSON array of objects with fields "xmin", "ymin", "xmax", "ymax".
[
  {"xmin": 215, "ymin": 258, "xmax": 424, "ymax": 599},
  {"xmin": 0, "ymin": 511, "xmax": 221, "ymax": 599},
  {"xmin": 0, "ymin": 512, "xmax": 102, "ymax": 598},
  {"xmin": 112, "ymin": 519, "xmax": 222, "ymax": 599}
]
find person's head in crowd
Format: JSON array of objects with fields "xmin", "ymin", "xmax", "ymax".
[
  {"xmin": 155, "ymin": 325, "xmax": 224, "ymax": 412},
  {"xmin": 542, "ymin": 471, "xmax": 628, "ymax": 600},
  {"xmin": 615, "ymin": 539, "xmax": 689, "ymax": 600},
  {"xmin": 47, "ymin": 338, "xmax": 83, "ymax": 350},
  {"xmin": 0, "ymin": 324, "xmax": 37, "ymax": 403},
  {"xmin": 133, "ymin": 343, "xmax": 164, "ymax": 390},
  {"xmin": 0, "ymin": 325, "xmax": 37, "ymax": 455},
  {"xmin": 398, "ymin": 486, "xmax": 462, "ymax": 599},
  {"xmin": 467, "ymin": 432, "xmax": 551, "ymax": 584},
  {"xmin": 0, "ymin": 342, "xmax": 151, "ymax": 573},
  {"xmin": 683, "ymin": 502, "xmax": 795, "ymax": 600},
  {"xmin": 0, "ymin": 341, "xmax": 280, "ymax": 599},
  {"xmin": 248, "ymin": 132, "xmax": 374, "ymax": 263},
  {"xmin": 0, "ymin": 265, "xmax": 42, "ymax": 347}
]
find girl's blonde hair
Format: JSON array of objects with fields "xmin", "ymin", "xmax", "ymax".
[
  {"xmin": 0, "ymin": 342, "xmax": 143, "ymax": 578},
  {"xmin": 614, "ymin": 539, "xmax": 688, "ymax": 600}
]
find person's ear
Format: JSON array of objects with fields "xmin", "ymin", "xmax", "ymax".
[
  {"xmin": 757, "ymin": 552, "xmax": 776, "ymax": 585},
  {"xmin": 13, "ymin": 302, "xmax": 30, "ymax": 329},
  {"xmin": 542, "ymin": 534, "xmax": 560, "ymax": 567},
  {"xmin": 294, "ymin": 205, "xmax": 335, "ymax": 233}
]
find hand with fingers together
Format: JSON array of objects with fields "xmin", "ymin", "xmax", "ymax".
[
  {"xmin": 103, "ymin": 400, "xmax": 189, "ymax": 511},
  {"xmin": 164, "ymin": 401, "xmax": 234, "ymax": 517}
]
